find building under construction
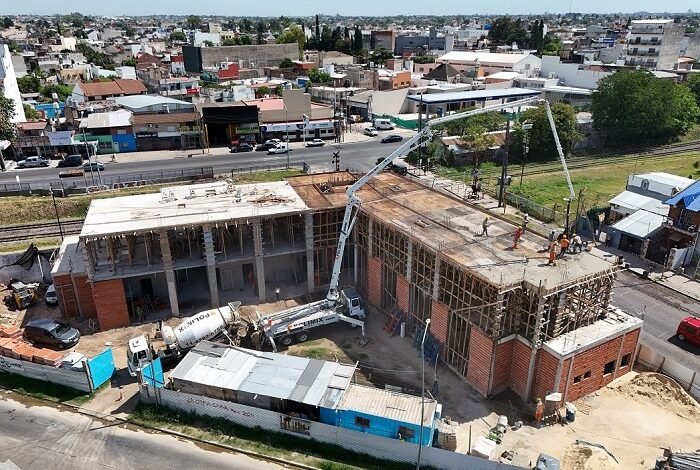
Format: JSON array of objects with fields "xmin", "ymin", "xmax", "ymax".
[{"xmin": 52, "ymin": 171, "xmax": 641, "ymax": 404}]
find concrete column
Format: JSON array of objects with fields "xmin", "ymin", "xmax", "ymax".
[
  {"xmin": 406, "ymin": 239, "xmax": 413, "ymax": 281},
  {"xmin": 159, "ymin": 231, "xmax": 179, "ymax": 316},
  {"xmin": 304, "ymin": 213, "xmax": 315, "ymax": 293},
  {"xmin": 253, "ymin": 219, "xmax": 266, "ymax": 301},
  {"xmin": 202, "ymin": 225, "xmax": 219, "ymax": 307},
  {"xmin": 431, "ymin": 256, "xmax": 441, "ymax": 300},
  {"xmin": 524, "ymin": 294, "xmax": 547, "ymax": 401}
]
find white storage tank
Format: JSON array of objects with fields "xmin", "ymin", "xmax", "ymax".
[{"xmin": 162, "ymin": 302, "xmax": 239, "ymax": 351}]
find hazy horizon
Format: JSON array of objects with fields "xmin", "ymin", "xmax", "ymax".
[{"xmin": 3, "ymin": 1, "xmax": 698, "ymax": 18}]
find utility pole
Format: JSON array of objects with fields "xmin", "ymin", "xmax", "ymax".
[
  {"xmin": 50, "ymin": 189, "xmax": 64, "ymax": 240},
  {"xmin": 416, "ymin": 318, "xmax": 431, "ymax": 470},
  {"xmin": 498, "ymin": 118, "xmax": 511, "ymax": 208}
]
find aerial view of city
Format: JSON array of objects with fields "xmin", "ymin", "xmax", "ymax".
[{"xmin": 0, "ymin": 1, "xmax": 699, "ymax": 469}]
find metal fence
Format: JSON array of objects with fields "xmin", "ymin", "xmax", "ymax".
[
  {"xmin": 504, "ymin": 192, "xmax": 559, "ymax": 223},
  {"xmin": 0, "ymin": 163, "xmax": 308, "ymax": 198}
]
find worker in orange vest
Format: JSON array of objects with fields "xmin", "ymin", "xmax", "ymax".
[{"xmin": 513, "ymin": 227, "xmax": 523, "ymax": 249}]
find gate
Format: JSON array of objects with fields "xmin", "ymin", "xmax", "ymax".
[{"xmin": 87, "ymin": 348, "xmax": 116, "ymax": 391}]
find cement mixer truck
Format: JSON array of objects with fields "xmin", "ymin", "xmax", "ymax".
[{"xmin": 127, "ymin": 301, "xmax": 242, "ymax": 376}]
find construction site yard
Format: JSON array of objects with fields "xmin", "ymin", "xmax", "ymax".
[{"xmin": 3, "ymin": 293, "xmax": 699, "ymax": 468}]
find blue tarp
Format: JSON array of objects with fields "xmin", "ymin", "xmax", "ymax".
[
  {"xmin": 87, "ymin": 348, "xmax": 116, "ymax": 390},
  {"xmin": 142, "ymin": 358, "xmax": 165, "ymax": 388},
  {"xmin": 665, "ymin": 179, "xmax": 700, "ymax": 211}
]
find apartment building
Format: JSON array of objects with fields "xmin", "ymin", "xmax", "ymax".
[{"xmin": 625, "ymin": 19, "xmax": 684, "ymax": 69}]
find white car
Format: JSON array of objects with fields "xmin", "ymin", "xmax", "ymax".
[
  {"xmin": 45, "ymin": 284, "xmax": 58, "ymax": 305},
  {"xmin": 364, "ymin": 127, "xmax": 378, "ymax": 137},
  {"xmin": 305, "ymin": 138, "xmax": 326, "ymax": 147},
  {"xmin": 17, "ymin": 156, "xmax": 49, "ymax": 168},
  {"xmin": 268, "ymin": 143, "xmax": 291, "ymax": 154}
]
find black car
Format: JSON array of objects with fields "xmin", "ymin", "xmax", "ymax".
[
  {"xmin": 57, "ymin": 154, "xmax": 84, "ymax": 168},
  {"xmin": 381, "ymin": 134, "xmax": 404, "ymax": 143},
  {"xmin": 24, "ymin": 318, "xmax": 80, "ymax": 348},
  {"xmin": 391, "ymin": 163, "xmax": 408, "ymax": 175},
  {"xmin": 255, "ymin": 142, "xmax": 278, "ymax": 152},
  {"xmin": 230, "ymin": 143, "xmax": 254, "ymax": 153}
]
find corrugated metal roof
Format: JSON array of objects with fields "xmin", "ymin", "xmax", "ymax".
[
  {"xmin": 84, "ymin": 109, "xmax": 132, "ymax": 129},
  {"xmin": 169, "ymin": 342, "xmax": 355, "ymax": 407},
  {"xmin": 337, "ymin": 384, "xmax": 437, "ymax": 427},
  {"xmin": 611, "ymin": 209, "xmax": 665, "ymax": 238},
  {"xmin": 608, "ymin": 190, "xmax": 668, "ymax": 216},
  {"xmin": 665, "ymin": 179, "xmax": 700, "ymax": 212}
]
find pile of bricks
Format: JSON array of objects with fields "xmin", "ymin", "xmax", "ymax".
[{"xmin": 0, "ymin": 325, "xmax": 65, "ymax": 367}]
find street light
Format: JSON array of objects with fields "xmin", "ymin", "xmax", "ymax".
[
  {"xmin": 520, "ymin": 122, "xmax": 533, "ymax": 187},
  {"xmin": 416, "ymin": 318, "xmax": 431, "ymax": 470}
]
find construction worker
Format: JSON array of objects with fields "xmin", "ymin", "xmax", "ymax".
[
  {"xmin": 571, "ymin": 233, "xmax": 583, "ymax": 253},
  {"xmin": 513, "ymin": 227, "xmax": 523, "ymax": 249},
  {"xmin": 481, "ymin": 217, "xmax": 490, "ymax": 237},
  {"xmin": 548, "ymin": 241, "xmax": 558, "ymax": 266},
  {"xmin": 559, "ymin": 234, "xmax": 569, "ymax": 257},
  {"xmin": 275, "ymin": 286, "xmax": 281, "ymax": 302},
  {"xmin": 521, "ymin": 213, "xmax": 530, "ymax": 234},
  {"xmin": 535, "ymin": 398, "xmax": 545, "ymax": 427},
  {"xmin": 546, "ymin": 229, "xmax": 556, "ymax": 250}
]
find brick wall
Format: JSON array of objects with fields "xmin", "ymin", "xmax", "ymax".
[
  {"xmin": 92, "ymin": 279, "xmax": 130, "ymax": 330},
  {"xmin": 510, "ymin": 339, "xmax": 532, "ymax": 399},
  {"xmin": 466, "ymin": 325, "xmax": 494, "ymax": 397},
  {"xmin": 532, "ymin": 349, "xmax": 559, "ymax": 402},
  {"xmin": 73, "ymin": 275, "xmax": 96, "ymax": 319},
  {"xmin": 430, "ymin": 300, "xmax": 449, "ymax": 346},
  {"xmin": 491, "ymin": 339, "xmax": 514, "ymax": 395},
  {"xmin": 396, "ymin": 274, "xmax": 410, "ymax": 313},
  {"xmin": 53, "ymin": 274, "xmax": 79, "ymax": 319},
  {"xmin": 560, "ymin": 327, "xmax": 641, "ymax": 402},
  {"xmin": 367, "ymin": 256, "xmax": 382, "ymax": 307}
]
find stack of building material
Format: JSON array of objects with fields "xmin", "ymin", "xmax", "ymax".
[
  {"xmin": 0, "ymin": 337, "xmax": 20, "ymax": 356},
  {"xmin": 0, "ymin": 324, "xmax": 67, "ymax": 367},
  {"xmin": 0, "ymin": 324, "xmax": 22, "ymax": 339},
  {"xmin": 36, "ymin": 350, "xmax": 67, "ymax": 367}
]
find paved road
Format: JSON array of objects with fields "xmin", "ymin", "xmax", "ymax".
[
  {"xmin": 613, "ymin": 270, "xmax": 700, "ymax": 370},
  {"xmin": 0, "ymin": 140, "xmax": 407, "ymax": 185},
  {"xmin": 0, "ymin": 397, "xmax": 282, "ymax": 470}
]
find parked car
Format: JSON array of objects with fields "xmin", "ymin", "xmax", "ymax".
[
  {"xmin": 81, "ymin": 161, "xmax": 105, "ymax": 171},
  {"xmin": 374, "ymin": 157, "xmax": 408, "ymax": 175},
  {"xmin": 381, "ymin": 134, "xmax": 404, "ymax": 143},
  {"xmin": 364, "ymin": 127, "xmax": 379, "ymax": 137},
  {"xmin": 268, "ymin": 143, "xmax": 291, "ymax": 155},
  {"xmin": 24, "ymin": 318, "xmax": 80, "ymax": 348},
  {"xmin": 305, "ymin": 138, "xmax": 326, "ymax": 148},
  {"xmin": 17, "ymin": 156, "xmax": 49, "ymax": 168},
  {"xmin": 677, "ymin": 316, "xmax": 700, "ymax": 347},
  {"xmin": 230, "ymin": 143, "xmax": 254, "ymax": 153},
  {"xmin": 57, "ymin": 154, "xmax": 84, "ymax": 168},
  {"xmin": 44, "ymin": 284, "xmax": 57, "ymax": 306}
]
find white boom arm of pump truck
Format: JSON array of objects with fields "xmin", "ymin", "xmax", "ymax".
[{"xmin": 325, "ymin": 97, "xmax": 570, "ymax": 307}]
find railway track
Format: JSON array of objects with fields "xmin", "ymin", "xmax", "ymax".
[
  {"xmin": 521, "ymin": 142, "xmax": 700, "ymax": 178},
  {"xmin": 0, "ymin": 220, "xmax": 84, "ymax": 243}
]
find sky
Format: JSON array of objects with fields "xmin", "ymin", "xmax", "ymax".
[{"xmin": 4, "ymin": 1, "xmax": 699, "ymax": 17}]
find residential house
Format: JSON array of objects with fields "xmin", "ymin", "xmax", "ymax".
[
  {"xmin": 436, "ymin": 51, "xmax": 541, "ymax": 77},
  {"xmin": 70, "ymin": 79, "xmax": 147, "ymax": 104},
  {"xmin": 376, "ymin": 69, "xmax": 411, "ymax": 91},
  {"xmin": 183, "ymin": 43, "xmax": 298, "ymax": 72},
  {"xmin": 75, "ymin": 109, "xmax": 136, "ymax": 154},
  {"xmin": 656, "ymin": 180, "xmax": 700, "ymax": 274},
  {"xmin": 538, "ymin": 56, "xmax": 613, "ymax": 90}
]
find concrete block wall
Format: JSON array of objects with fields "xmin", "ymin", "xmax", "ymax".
[
  {"xmin": 430, "ymin": 300, "xmax": 449, "ymax": 346},
  {"xmin": 367, "ymin": 256, "xmax": 382, "ymax": 307},
  {"xmin": 92, "ymin": 279, "xmax": 130, "ymax": 330},
  {"xmin": 558, "ymin": 328, "xmax": 640, "ymax": 402},
  {"xmin": 395, "ymin": 274, "xmax": 410, "ymax": 313},
  {"xmin": 73, "ymin": 275, "xmax": 96, "ymax": 319},
  {"xmin": 491, "ymin": 338, "xmax": 515, "ymax": 395},
  {"xmin": 466, "ymin": 325, "xmax": 493, "ymax": 397},
  {"xmin": 510, "ymin": 339, "xmax": 531, "ymax": 399}
]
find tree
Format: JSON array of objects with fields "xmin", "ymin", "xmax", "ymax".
[
  {"xmin": 0, "ymin": 96, "xmax": 17, "ymax": 142},
  {"xmin": 203, "ymin": 40, "xmax": 214, "ymax": 47},
  {"xmin": 169, "ymin": 31, "xmax": 186, "ymax": 42},
  {"xmin": 462, "ymin": 124, "xmax": 496, "ymax": 167},
  {"xmin": 256, "ymin": 21, "xmax": 266, "ymax": 44},
  {"xmin": 241, "ymin": 18, "xmax": 253, "ymax": 33},
  {"xmin": 185, "ymin": 15, "xmax": 201, "ymax": 30},
  {"xmin": 592, "ymin": 70, "xmax": 700, "ymax": 144},
  {"xmin": 77, "ymin": 43, "xmax": 114, "ymax": 68},
  {"xmin": 320, "ymin": 25, "xmax": 332, "ymax": 51},
  {"xmin": 279, "ymin": 58, "xmax": 294, "ymax": 68},
  {"xmin": 369, "ymin": 48, "xmax": 393, "ymax": 67},
  {"xmin": 307, "ymin": 67, "xmax": 331, "ymax": 84},
  {"xmin": 23, "ymin": 104, "xmax": 41, "ymax": 120},
  {"xmin": 353, "ymin": 25, "xmax": 363, "ymax": 53},
  {"xmin": 255, "ymin": 85, "xmax": 271, "ymax": 98},
  {"xmin": 542, "ymin": 35, "xmax": 562, "ymax": 56},
  {"xmin": 509, "ymin": 103, "xmax": 580, "ymax": 161},
  {"xmin": 688, "ymin": 73, "xmax": 700, "ymax": 109},
  {"xmin": 238, "ymin": 35, "xmax": 252, "ymax": 45},
  {"xmin": 40, "ymin": 83, "xmax": 73, "ymax": 101},
  {"xmin": 17, "ymin": 74, "xmax": 42, "ymax": 94},
  {"xmin": 2, "ymin": 17, "xmax": 14, "ymax": 29},
  {"xmin": 275, "ymin": 84, "xmax": 284, "ymax": 96},
  {"xmin": 489, "ymin": 17, "xmax": 527, "ymax": 45},
  {"xmin": 530, "ymin": 20, "xmax": 545, "ymax": 54},
  {"xmin": 276, "ymin": 24, "xmax": 305, "ymax": 58},
  {"xmin": 222, "ymin": 38, "xmax": 237, "ymax": 46}
]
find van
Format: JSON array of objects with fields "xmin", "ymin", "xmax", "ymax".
[
  {"xmin": 373, "ymin": 118, "xmax": 395, "ymax": 130},
  {"xmin": 677, "ymin": 316, "xmax": 700, "ymax": 347}
]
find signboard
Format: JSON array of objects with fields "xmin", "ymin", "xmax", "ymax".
[
  {"xmin": 47, "ymin": 131, "xmax": 73, "ymax": 146},
  {"xmin": 236, "ymin": 123, "xmax": 260, "ymax": 135}
]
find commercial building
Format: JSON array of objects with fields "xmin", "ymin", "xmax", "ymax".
[
  {"xmin": 52, "ymin": 171, "xmax": 641, "ymax": 404},
  {"xmin": 182, "ymin": 44, "xmax": 299, "ymax": 73},
  {"xmin": 625, "ymin": 19, "xmax": 684, "ymax": 69}
]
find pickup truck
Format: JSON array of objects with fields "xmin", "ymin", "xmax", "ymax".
[{"xmin": 17, "ymin": 156, "xmax": 49, "ymax": 168}]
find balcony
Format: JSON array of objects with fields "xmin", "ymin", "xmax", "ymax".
[
  {"xmin": 627, "ymin": 49, "xmax": 659, "ymax": 57},
  {"xmin": 663, "ymin": 218, "xmax": 699, "ymax": 236}
]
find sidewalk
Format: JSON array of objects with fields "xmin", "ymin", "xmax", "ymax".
[{"xmin": 408, "ymin": 164, "xmax": 700, "ymax": 302}]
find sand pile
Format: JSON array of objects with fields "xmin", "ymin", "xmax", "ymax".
[
  {"xmin": 616, "ymin": 372, "xmax": 700, "ymax": 421},
  {"xmin": 562, "ymin": 445, "xmax": 620, "ymax": 470}
]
